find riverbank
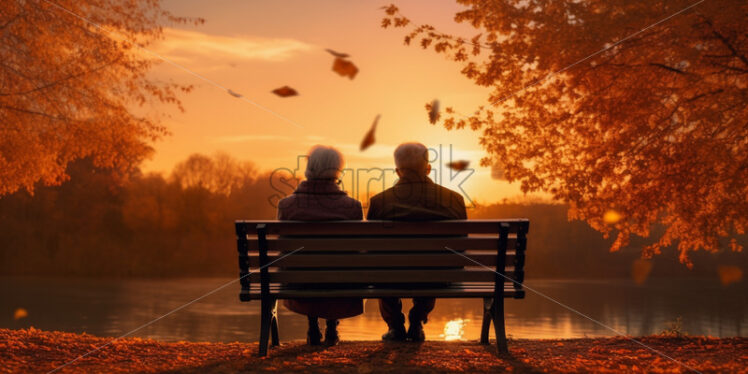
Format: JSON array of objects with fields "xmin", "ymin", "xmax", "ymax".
[{"xmin": 2, "ymin": 328, "xmax": 745, "ymax": 373}]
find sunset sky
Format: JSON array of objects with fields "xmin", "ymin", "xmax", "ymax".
[{"xmin": 141, "ymin": 0, "xmax": 538, "ymax": 204}]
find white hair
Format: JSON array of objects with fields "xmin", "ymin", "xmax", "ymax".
[
  {"xmin": 394, "ymin": 142, "xmax": 429, "ymax": 176},
  {"xmin": 305, "ymin": 145, "xmax": 344, "ymax": 179}
]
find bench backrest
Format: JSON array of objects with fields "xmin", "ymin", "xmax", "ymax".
[{"xmin": 235, "ymin": 219, "xmax": 529, "ymax": 296}]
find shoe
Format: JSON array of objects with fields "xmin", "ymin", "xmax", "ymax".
[
  {"xmin": 381, "ymin": 325, "xmax": 407, "ymax": 342},
  {"xmin": 324, "ymin": 319, "xmax": 340, "ymax": 346},
  {"xmin": 407, "ymin": 322, "xmax": 425, "ymax": 342}
]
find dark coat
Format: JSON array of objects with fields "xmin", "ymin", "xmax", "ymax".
[
  {"xmin": 278, "ymin": 179, "xmax": 363, "ymax": 221},
  {"xmin": 276, "ymin": 179, "xmax": 364, "ymax": 320},
  {"xmin": 366, "ymin": 175, "xmax": 467, "ymax": 296},
  {"xmin": 366, "ymin": 175, "xmax": 467, "ymax": 220}
]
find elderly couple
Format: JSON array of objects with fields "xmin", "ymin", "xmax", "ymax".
[{"xmin": 276, "ymin": 142, "xmax": 467, "ymax": 346}]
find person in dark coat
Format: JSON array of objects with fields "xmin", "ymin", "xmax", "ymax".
[
  {"xmin": 366, "ymin": 142, "xmax": 467, "ymax": 342},
  {"xmin": 276, "ymin": 145, "xmax": 364, "ymax": 346}
]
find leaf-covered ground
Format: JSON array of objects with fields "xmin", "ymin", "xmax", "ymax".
[{"xmin": 2, "ymin": 328, "xmax": 746, "ymax": 373}]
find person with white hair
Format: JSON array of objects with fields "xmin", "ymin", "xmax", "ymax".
[
  {"xmin": 277, "ymin": 145, "xmax": 363, "ymax": 346},
  {"xmin": 367, "ymin": 142, "xmax": 467, "ymax": 342}
]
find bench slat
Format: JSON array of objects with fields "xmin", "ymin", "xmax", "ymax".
[
  {"xmin": 247, "ymin": 268, "xmax": 516, "ymax": 283},
  {"xmin": 237, "ymin": 219, "xmax": 528, "ymax": 235},
  {"xmin": 239, "ymin": 284, "xmax": 524, "ymax": 300},
  {"xmin": 243, "ymin": 282, "xmax": 516, "ymax": 290},
  {"xmin": 244, "ymin": 281, "xmax": 513, "ymax": 288},
  {"xmin": 249, "ymin": 252, "xmax": 512, "ymax": 268},
  {"xmin": 247, "ymin": 237, "xmax": 515, "ymax": 251}
]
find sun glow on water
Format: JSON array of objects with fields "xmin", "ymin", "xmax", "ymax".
[{"xmin": 441, "ymin": 318, "xmax": 468, "ymax": 341}]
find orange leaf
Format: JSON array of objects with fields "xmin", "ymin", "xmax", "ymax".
[
  {"xmin": 717, "ymin": 265, "xmax": 742, "ymax": 286},
  {"xmin": 332, "ymin": 57, "xmax": 358, "ymax": 79},
  {"xmin": 428, "ymin": 99, "xmax": 440, "ymax": 124},
  {"xmin": 446, "ymin": 160, "xmax": 470, "ymax": 171},
  {"xmin": 325, "ymin": 48, "xmax": 349, "ymax": 58},
  {"xmin": 603, "ymin": 210, "xmax": 623, "ymax": 224},
  {"xmin": 360, "ymin": 115, "xmax": 380, "ymax": 151},
  {"xmin": 271, "ymin": 86, "xmax": 298, "ymax": 97},
  {"xmin": 13, "ymin": 308, "xmax": 28, "ymax": 320}
]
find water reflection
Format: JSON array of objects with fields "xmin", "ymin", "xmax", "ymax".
[
  {"xmin": 1, "ymin": 277, "xmax": 745, "ymax": 342},
  {"xmin": 440, "ymin": 318, "xmax": 468, "ymax": 341}
]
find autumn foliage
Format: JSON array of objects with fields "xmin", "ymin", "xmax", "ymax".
[
  {"xmin": 0, "ymin": 0, "xmax": 201, "ymax": 196},
  {"xmin": 382, "ymin": 0, "xmax": 748, "ymax": 265},
  {"xmin": 2, "ymin": 328, "xmax": 746, "ymax": 373}
]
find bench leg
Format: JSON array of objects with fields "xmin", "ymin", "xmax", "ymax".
[
  {"xmin": 480, "ymin": 298, "xmax": 492, "ymax": 344},
  {"xmin": 258, "ymin": 297, "xmax": 274, "ymax": 357},
  {"xmin": 491, "ymin": 297, "xmax": 509, "ymax": 354},
  {"xmin": 270, "ymin": 300, "xmax": 280, "ymax": 347}
]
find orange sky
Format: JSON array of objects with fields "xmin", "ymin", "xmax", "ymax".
[{"xmin": 141, "ymin": 0, "xmax": 542, "ymax": 204}]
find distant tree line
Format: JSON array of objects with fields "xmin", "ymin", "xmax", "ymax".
[
  {"xmin": 0, "ymin": 154, "xmax": 277, "ymax": 277},
  {"xmin": 0, "ymin": 153, "xmax": 744, "ymax": 279}
]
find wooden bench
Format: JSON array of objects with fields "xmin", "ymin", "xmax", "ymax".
[{"xmin": 235, "ymin": 219, "xmax": 529, "ymax": 356}]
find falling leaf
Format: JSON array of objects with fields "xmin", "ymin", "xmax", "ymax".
[
  {"xmin": 428, "ymin": 99, "xmax": 440, "ymax": 124},
  {"xmin": 325, "ymin": 48, "xmax": 349, "ymax": 58},
  {"xmin": 631, "ymin": 259, "xmax": 653, "ymax": 285},
  {"xmin": 360, "ymin": 115, "xmax": 380, "ymax": 151},
  {"xmin": 491, "ymin": 162, "xmax": 505, "ymax": 180},
  {"xmin": 332, "ymin": 57, "xmax": 358, "ymax": 79},
  {"xmin": 717, "ymin": 265, "xmax": 743, "ymax": 286},
  {"xmin": 271, "ymin": 86, "xmax": 298, "ymax": 97},
  {"xmin": 603, "ymin": 210, "xmax": 623, "ymax": 224},
  {"xmin": 13, "ymin": 308, "xmax": 28, "ymax": 320},
  {"xmin": 446, "ymin": 160, "xmax": 470, "ymax": 171},
  {"xmin": 227, "ymin": 89, "xmax": 243, "ymax": 98}
]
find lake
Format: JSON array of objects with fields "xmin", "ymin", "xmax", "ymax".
[{"xmin": 1, "ymin": 277, "xmax": 745, "ymax": 342}]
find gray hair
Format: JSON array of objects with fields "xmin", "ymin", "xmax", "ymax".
[
  {"xmin": 394, "ymin": 142, "xmax": 429, "ymax": 175},
  {"xmin": 305, "ymin": 145, "xmax": 344, "ymax": 179}
]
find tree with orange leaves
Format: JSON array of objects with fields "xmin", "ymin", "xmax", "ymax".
[
  {"xmin": 382, "ymin": 0, "xmax": 747, "ymax": 265},
  {"xmin": 0, "ymin": 0, "xmax": 202, "ymax": 195}
]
